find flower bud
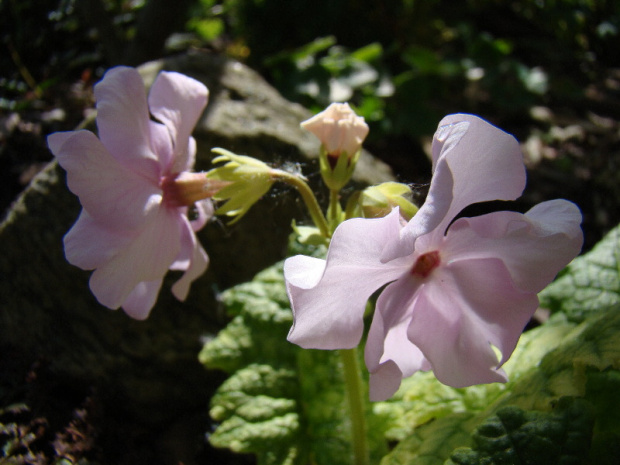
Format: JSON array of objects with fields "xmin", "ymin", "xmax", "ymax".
[
  {"xmin": 358, "ymin": 182, "xmax": 418, "ymax": 220},
  {"xmin": 206, "ymin": 148, "xmax": 276, "ymax": 223},
  {"xmin": 301, "ymin": 103, "xmax": 369, "ymax": 191}
]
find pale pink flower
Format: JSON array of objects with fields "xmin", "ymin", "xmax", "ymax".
[
  {"xmin": 48, "ymin": 66, "xmax": 212, "ymax": 320},
  {"xmin": 284, "ymin": 114, "xmax": 583, "ymax": 401},
  {"xmin": 301, "ymin": 102, "xmax": 369, "ymax": 158}
]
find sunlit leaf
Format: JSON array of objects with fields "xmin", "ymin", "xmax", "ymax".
[
  {"xmin": 381, "ymin": 306, "xmax": 620, "ymax": 464},
  {"xmin": 540, "ymin": 224, "xmax": 620, "ymax": 322},
  {"xmin": 200, "ymin": 261, "xmax": 387, "ymax": 464}
]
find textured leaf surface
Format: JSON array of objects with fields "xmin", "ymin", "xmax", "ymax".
[
  {"xmin": 380, "ymin": 306, "xmax": 620, "ymax": 465},
  {"xmin": 448, "ymin": 398, "xmax": 594, "ymax": 465},
  {"xmin": 201, "ymin": 227, "xmax": 620, "ymax": 465},
  {"xmin": 540, "ymin": 224, "xmax": 620, "ymax": 322},
  {"xmin": 374, "ymin": 314, "xmax": 576, "ymax": 442},
  {"xmin": 380, "ymin": 413, "xmax": 479, "ymax": 465},
  {"xmin": 200, "ymin": 261, "xmax": 387, "ymax": 464}
]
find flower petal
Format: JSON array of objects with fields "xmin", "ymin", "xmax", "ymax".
[
  {"xmin": 443, "ymin": 199, "xmax": 583, "ymax": 293},
  {"xmin": 190, "ymin": 198, "xmax": 214, "ymax": 232},
  {"xmin": 121, "ymin": 280, "xmax": 163, "ymax": 320},
  {"xmin": 148, "ymin": 71, "xmax": 208, "ymax": 173},
  {"xmin": 49, "ymin": 130, "xmax": 162, "ymax": 230},
  {"xmin": 170, "ymin": 217, "xmax": 209, "ymax": 301},
  {"xmin": 285, "ymin": 210, "xmax": 409, "ymax": 350},
  {"xmin": 365, "ymin": 276, "xmax": 430, "ymax": 401},
  {"xmin": 94, "ymin": 66, "xmax": 160, "ymax": 179},
  {"xmin": 402, "ymin": 114, "xmax": 526, "ymax": 241},
  {"xmin": 88, "ymin": 207, "xmax": 183, "ymax": 310},
  {"xmin": 368, "ymin": 361, "xmax": 405, "ymax": 402},
  {"xmin": 407, "ymin": 258, "xmax": 538, "ymax": 388},
  {"xmin": 63, "ymin": 210, "xmax": 134, "ymax": 270},
  {"xmin": 149, "ymin": 120, "xmax": 174, "ymax": 172}
]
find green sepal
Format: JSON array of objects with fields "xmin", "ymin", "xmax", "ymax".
[
  {"xmin": 206, "ymin": 148, "xmax": 276, "ymax": 223},
  {"xmin": 319, "ymin": 146, "xmax": 361, "ymax": 192}
]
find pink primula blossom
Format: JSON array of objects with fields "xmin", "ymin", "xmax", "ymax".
[
  {"xmin": 284, "ymin": 114, "xmax": 583, "ymax": 401},
  {"xmin": 48, "ymin": 66, "xmax": 212, "ymax": 320}
]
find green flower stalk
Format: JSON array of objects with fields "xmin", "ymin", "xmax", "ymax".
[{"xmin": 207, "ymin": 148, "xmax": 330, "ymax": 237}]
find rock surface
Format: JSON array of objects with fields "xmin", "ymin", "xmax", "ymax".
[{"xmin": 0, "ymin": 51, "xmax": 393, "ymax": 464}]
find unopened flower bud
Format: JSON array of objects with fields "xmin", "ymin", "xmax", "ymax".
[
  {"xmin": 359, "ymin": 182, "xmax": 418, "ymax": 220},
  {"xmin": 206, "ymin": 148, "xmax": 276, "ymax": 223},
  {"xmin": 301, "ymin": 103, "xmax": 369, "ymax": 191}
]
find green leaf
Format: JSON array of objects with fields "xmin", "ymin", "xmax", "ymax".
[
  {"xmin": 540, "ymin": 224, "xmax": 620, "ymax": 322},
  {"xmin": 188, "ymin": 17, "xmax": 224, "ymax": 41},
  {"xmin": 379, "ymin": 413, "xmax": 479, "ymax": 465},
  {"xmin": 380, "ymin": 306, "xmax": 620, "ymax": 465},
  {"xmin": 374, "ymin": 314, "xmax": 576, "ymax": 443},
  {"xmin": 448, "ymin": 398, "xmax": 594, "ymax": 465},
  {"xmin": 200, "ymin": 260, "xmax": 387, "ymax": 464},
  {"xmin": 501, "ymin": 307, "xmax": 620, "ymax": 412},
  {"xmin": 351, "ymin": 43, "xmax": 383, "ymax": 62},
  {"xmin": 584, "ymin": 369, "xmax": 620, "ymax": 465},
  {"xmin": 208, "ymin": 365, "xmax": 300, "ymax": 461}
]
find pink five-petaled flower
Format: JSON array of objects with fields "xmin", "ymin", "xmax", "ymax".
[
  {"xmin": 48, "ymin": 66, "xmax": 212, "ymax": 320},
  {"xmin": 284, "ymin": 114, "xmax": 583, "ymax": 401}
]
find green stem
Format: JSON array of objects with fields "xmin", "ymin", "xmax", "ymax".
[
  {"xmin": 328, "ymin": 188, "xmax": 342, "ymax": 232},
  {"xmin": 272, "ymin": 169, "xmax": 330, "ymax": 238},
  {"xmin": 340, "ymin": 348, "xmax": 370, "ymax": 465}
]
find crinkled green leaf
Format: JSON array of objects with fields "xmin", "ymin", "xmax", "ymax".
[
  {"xmin": 379, "ymin": 413, "xmax": 479, "ymax": 465},
  {"xmin": 200, "ymin": 261, "xmax": 387, "ymax": 465},
  {"xmin": 500, "ymin": 307, "xmax": 620, "ymax": 412},
  {"xmin": 380, "ymin": 306, "xmax": 620, "ymax": 465},
  {"xmin": 540, "ymin": 224, "xmax": 620, "ymax": 322},
  {"xmin": 374, "ymin": 314, "xmax": 576, "ymax": 442},
  {"xmin": 448, "ymin": 398, "xmax": 594, "ymax": 465},
  {"xmin": 199, "ymin": 266, "xmax": 294, "ymax": 374},
  {"xmin": 584, "ymin": 369, "xmax": 620, "ymax": 465},
  {"xmin": 202, "ymin": 227, "xmax": 620, "ymax": 465}
]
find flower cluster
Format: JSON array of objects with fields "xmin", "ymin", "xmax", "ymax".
[
  {"xmin": 49, "ymin": 66, "xmax": 583, "ymax": 406},
  {"xmin": 48, "ymin": 67, "xmax": 212, "ymax": 319},
  {"xmin": 284, "ymin": 114, "xmax": 583, "ymax": 400}
]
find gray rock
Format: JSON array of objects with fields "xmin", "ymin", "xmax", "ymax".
[{"xmin": 0, "ymin": 51, "xmax": 393, "ymax": 461}]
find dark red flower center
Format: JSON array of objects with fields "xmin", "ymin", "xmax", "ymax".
[{"xmin": 411, "ymin": 250, "xmax": 441, "ymax": 278}]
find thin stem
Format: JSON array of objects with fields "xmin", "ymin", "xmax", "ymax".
[
  {"xmin": 276, "ymin": 170, "xmax": 368, "ymax": 464},
  {"xmin": 328, "ymin": 188, "xmax": 342, "ymax": 232},
  {"xmin": 340, "ymin": 348, "xmax": 370, "ymax": 465},
  {"xmin": 7, "ymin": 39, "xmax": 38, "ymax": 95},
  {"xmin": 272, "ymin": 169, "xmax": 330, "ymax": 238}
]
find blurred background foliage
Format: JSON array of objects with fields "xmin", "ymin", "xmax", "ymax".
[
  {"xmin": 2, "ymin": 0, "xmax": 618, "ymax": 135},
  {"xmin": 1, "ymin": 0, "xmax": 620, "ymax": 237}
]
